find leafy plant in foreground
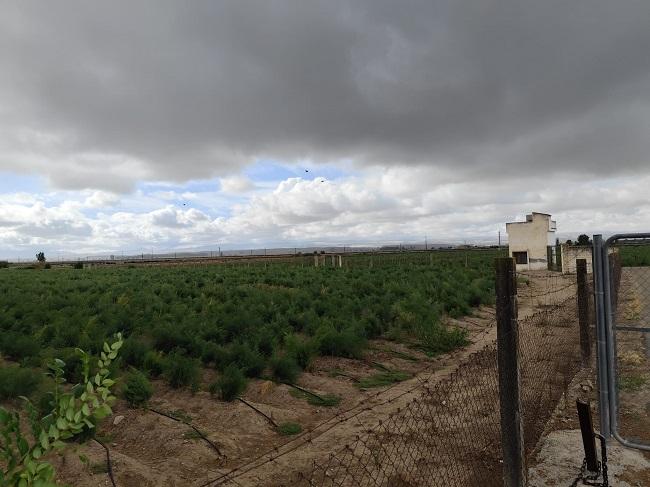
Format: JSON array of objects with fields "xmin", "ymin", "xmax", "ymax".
[{"xmin": 0, "ymin": 333, "xmax": 123, "ymax": 486}]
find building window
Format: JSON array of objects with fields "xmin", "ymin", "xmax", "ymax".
[{"xmin": 513, "ymin": 251, "xmax": 528, "ymax": 264}]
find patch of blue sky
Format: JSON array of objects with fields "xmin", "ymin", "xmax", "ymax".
[
  {"xmin": 0, "ymin": 172, "xmax": 44, "ymax": 193},
  {"xmin": 246, "ymin": 159, "xmax": 354, "ymax": 183},
  {"xmin": 138, "ymin": 178, "xmax": 219, "ymax": 195}
]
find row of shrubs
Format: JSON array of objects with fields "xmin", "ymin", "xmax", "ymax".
[{"xmin": 0, "ymin": 251, "xmax": 499, "ymax": 405}]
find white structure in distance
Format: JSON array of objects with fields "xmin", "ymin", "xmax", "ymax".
[{"xmin": 506, "ymin": 212, "xmax": 557, "ymax": 271}]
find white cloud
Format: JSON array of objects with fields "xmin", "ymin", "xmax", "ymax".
[
  {"xmin": 219, "ymin": 175, "xmax": 256, "ymax": 194},
  {"xmin": 3, "ymin": 166, "xmax": 649, "ymax": 259}
]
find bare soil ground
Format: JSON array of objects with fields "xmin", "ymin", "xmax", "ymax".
[{"xmin": 43, "ymin": 272, "xmax": 576, "ymax": 486}]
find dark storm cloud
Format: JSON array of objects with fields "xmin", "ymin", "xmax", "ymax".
[{"xmin": 1, "ymin": 0, "xmax": 650, "ymax": 189}]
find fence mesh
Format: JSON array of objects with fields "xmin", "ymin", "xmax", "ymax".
[
  {"xmin": 283, "ymin": 268, "xmax": 585, "ymax": 487},
  {"xmin": 608, "ymin": 240, "xmax": 650, "ymax": 446}
]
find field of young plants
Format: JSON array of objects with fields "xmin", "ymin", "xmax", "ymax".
[{"xmin": 0, "ymin": 251, "xmax": 499, "ymax": 409}]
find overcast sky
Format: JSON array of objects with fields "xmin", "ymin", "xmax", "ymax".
[{"xmin": 2, "ymin": 1, "xmax": 650, "ymax": 258}]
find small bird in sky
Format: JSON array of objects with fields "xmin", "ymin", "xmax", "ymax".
[{"xmin": 305, "ymin": 169, "xmax": 309, "ymax": 173}]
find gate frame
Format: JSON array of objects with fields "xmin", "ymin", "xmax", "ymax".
[{"xmin": 596, "ymin": 233, "xmax": 650, "ymax": 451}]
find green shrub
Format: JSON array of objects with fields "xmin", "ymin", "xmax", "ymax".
[
  {"xmin": 316, "ymin": 326, "xmax": 365, "ymax": 359},
  {"xmin": 0, "ymin": 332, "xmax": 40, "ymax": 362},
  {"xmin": 0, "ymin": 365, "xmax": 42, "ymax": 400},
  {"xmin": 210, "ymin": 364, "xmax": 247, "ymax": 401},
  {"xmin": 122, "ymin": 370, "xmax": 153, "ymax": 407},
  {"xmin": 0, "ymin": 261, "xmax": 8, "ymax": 269},
  {"xmin": 57, "ymin": 348, "xmax": 86, "ymax": 384},
  {"xmin": 164, "ymin": 352, "xmax": 200, "ymax": 390},
  {"xmin": 143, "ymin": 350, "xmax": 164, "ymax": 377},
  {"xmin": 285, "ymin": 335, "xmax": 315, "ymax": 370},
  {"xmin": 416, "ymin": 322, "xmax": 468, "ymax": 356},
  {"xmin": 228, "ymin": 343, "xmax": 265, "ymax": 378},
  {"xmin": 256, "ymin": 329, "xmax": 276, "ymax": 357},
  {"xmin": 200, "ymin": 341, "xmax": 228, "ymax": 368},
  {"xmin": 73, "ymin": 261, "xmax": 84, "ymax": 269},
  {"xmin": 277, "ymin": 422, "xmax": 302, "ymax": 435},
  {"xmin": 120, "ymin": 338, "xmax": 150, "ymax": 368},
  {"xmin": 270, "ymin": 354, "xmax": 300, "ymax": 383}
]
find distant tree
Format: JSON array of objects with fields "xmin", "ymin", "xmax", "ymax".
[
  {"xmin": 35, "ymin": 251, "xmax": 46, "ymax": 262},
  {"xmin": 566, "ymin": 239, "xmax": 573, "ymax": 245},
  {"xmin": 577, "ymin": 234, "xmax": 591, "ymax": 246}
]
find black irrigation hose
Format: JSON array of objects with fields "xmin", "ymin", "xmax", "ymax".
[
  {"xmin": 282, "ymin": 382, "xmax": 327, "ymax": 402},
  {"xmin": 330, "ymin": 370, "xmax": 361, "ymax": 383},
  {"xmin": 147, "ymin": 407, "xmax": 224, "ymax": 457},
  {"xmin": 93, "ymin": 437, "xmax": 117, "ymax": 487},
  {"xmin": 237, "ymin": 397, "xmax": 278, "ymax": 428}
]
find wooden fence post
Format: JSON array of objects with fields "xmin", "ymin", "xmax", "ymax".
[
  {"xmin": 576, "ymin": 259, "xmax": 591, "ymax": 365},
  {"xmin": 496, "ymin": 257, "xmax": 526, "ymax": 487}
]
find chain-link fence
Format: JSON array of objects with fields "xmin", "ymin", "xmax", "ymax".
[
  {"xmin": 269, "ymin": 266, "xmax": 586, "ymax": 487},
  {"xmin": 604, "ymin": 237, "xmax": 650, "ymax": 449}
]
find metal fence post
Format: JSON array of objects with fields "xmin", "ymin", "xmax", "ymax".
[
  {"xmin": 592, "ymin": 235, "xmax": 610, "ymax": 438},
  {"xmin": 576, "ymin": 259, "xmax": 591, "ymax": 365},
  {"xmin": 496, "ymin": 257, "xmax": 526, "ymax": 487}
]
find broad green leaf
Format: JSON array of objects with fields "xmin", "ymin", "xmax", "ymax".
[
  {"xmin": 32, "ymin": 447, "xmax": 42, "ymax": 459},
  {"xmin": 81, "ymin": 404, "xmax": 90, "ymax": 416},
  {"xmin": 103, "ymin": 342, "xmax": 110, "ymax": 353},
  {"xmin": 39, "ymin": 431, "xmax": 50, "ymax": 451},
  {"xmin": 18, "ymin": 437, "xmax": 29, "ymax": 456},
  {"xmin": 48, "ymin": 424, "xmax": 59, "ymax": 440}
]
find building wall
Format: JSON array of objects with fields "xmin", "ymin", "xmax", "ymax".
[
  {"xmin": 561, "ymin": 245, "xmax": 593, "ymax": 274},
  {"xmin": 560, "ymin": 245, "xmax": 617, "ymax": 274},
  {"xmin": 506, "ymin": 213, "xmax": 556, "ymax": 271}
]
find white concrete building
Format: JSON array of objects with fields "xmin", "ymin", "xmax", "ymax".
[{"xmin": 506, "ymin": 212, "xmax": 557, "ymax": 271}]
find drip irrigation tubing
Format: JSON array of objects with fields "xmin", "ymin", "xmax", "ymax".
[
  {"xmin": 237, "ymin": 397, "xmax": 278, "ymax": 428},
  {"xmin": 148, "ymin": 407, "xmax": 224, "ymax": 457},
  {"xmin": 93, "ymin": 437, "xmax": 117, "ymax": 487}
]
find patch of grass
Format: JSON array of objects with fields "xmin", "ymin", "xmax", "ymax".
[
  {"xmin": 619, "ymin": 374, "xmax": 648, "ymax": 392},
  {"xmin": 277, "ymin": 422, "xmax": 302, "ymax": 436},
  {"xmin": 328, "ymin": 368, "xmax": 359, "ymax": 382},
  {"xmin": 381, "ymin": 348, "xmax": 419, "ymax": 362},
  {"xmin": 183, "ymin": 428, "xmax": 205, "ymax": 440},
  {"xmin": 357, "ymin": 370, "xmax": 412, "ymax": 389},
  {"xmin": 415, "ymin": 324, "xmax": 468, "ymax": 357},
  {"xmin": 289, "ymin": 388, "xmax": 341, "ymax": 407},
  {"xmin": 169, "ymin": 409, "xmax": 193, "ymax": 423}
]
